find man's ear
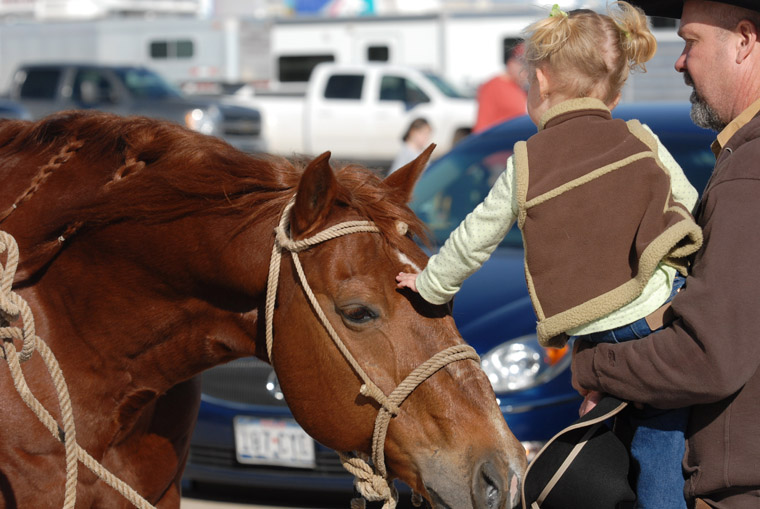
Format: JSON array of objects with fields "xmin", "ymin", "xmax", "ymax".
[{"xmin": 736, "ymin": 19, "xmax": 758, "ymax": 64}]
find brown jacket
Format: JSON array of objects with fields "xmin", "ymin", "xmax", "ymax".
[
  {"xmin": 572, "ymin": 111, "xmax": 760, "ymax": 501},
  {"xmin": 515, "ymin": 100, "xmax": 702, "ymax": 346}
]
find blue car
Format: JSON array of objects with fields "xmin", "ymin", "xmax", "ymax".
[
  {"xmin": 0, "ymin": 99, "xmax": 31, "ymax": 120},
  {"xmin": 183, "ymin": 102, "xmax": 716, "ymax": 495}
]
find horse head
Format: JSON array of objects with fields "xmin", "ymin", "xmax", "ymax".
[{"xmin": 268, "ymin": 146, "xmax": 527, "ymax": 508}]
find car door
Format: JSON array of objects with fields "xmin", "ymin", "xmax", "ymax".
[
  {"xmin": 305, "ymin": 72, "xmax": 369, "ymax": 159},
  {"xmin": 14, "ymin": 67, "xmax": 67, "ymax": 119},
  {"xmin": 368, "ymin": 73, "xmax": 432, "ymax": 161},
  {"xmin": 70, "ymin": 68, "xmax": 129, "ymax": 115}
]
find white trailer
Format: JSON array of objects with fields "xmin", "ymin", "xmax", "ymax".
[
  {"xmin": 267, "ymin": 9, "xmax": 541, "ymax": 95},
  {"xmin": 0, "ymin": 11, "xmax": 691, "ymax": 102},
  {"xmin": 264, "ymin": 9, "xmax": 689, "ymax": 102}
]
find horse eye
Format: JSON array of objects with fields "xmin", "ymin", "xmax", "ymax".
[{"xmin": 341, "ymin": 305, "xmax": 377, "ymax": 324}]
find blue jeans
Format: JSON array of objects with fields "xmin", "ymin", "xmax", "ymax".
[{"xmin": 573, "ymin": 275, "xmax": 688, "ymax": 509}]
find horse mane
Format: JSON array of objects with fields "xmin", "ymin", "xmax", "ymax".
[{"xmin": 0, "ymin": 111, "xmax": 427, "ymax": 269}]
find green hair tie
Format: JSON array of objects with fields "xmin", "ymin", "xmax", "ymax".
[{"xmin": 550, "ymin": 4, "xmax": 568, "ymax": 18}]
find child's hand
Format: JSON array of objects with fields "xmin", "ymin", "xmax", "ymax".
[{"xmin": 396, "ymin": 272, "xmax": 419, "ymax": 293}]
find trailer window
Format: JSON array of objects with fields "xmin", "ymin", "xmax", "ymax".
[
  {"xmin": 367, "ymin": 45, "xmax": 389, "ymax": 62},
  {"xmin": 324, "ymin": 74, "xmax": 364, "ymax": 100},
  {"xmin": 149, "ymin": 39, "xmax": 194, "ymax": 59},
  {"xmin": 278, "ymin": 55, "xmax": 334, "ymax": 82}
]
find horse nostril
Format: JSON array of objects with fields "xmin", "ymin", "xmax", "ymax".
[
  {"xmin": 485, "ymin": 478, "xmax": 500, "ymax": 509},
  {"xmin": 475, "ymin": 460, "xmax": 506, "ymax": 509}
]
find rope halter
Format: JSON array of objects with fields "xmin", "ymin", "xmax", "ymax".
[{"xmin": 264, "ymin": 197, "xmax": 480, "ymax": 509}]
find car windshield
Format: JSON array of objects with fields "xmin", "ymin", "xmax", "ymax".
[
  {"xmin": 411, "ymin": 111, "xmax": 716, "ymax": 250},
  {"xmin": 423, "ymin": 71, "xmax": 470, "ymax": 99},
  {"xmin": 114, "ymin": 68, "xmax": 183, "ymax": 99},
  {"xmin": 411, "ymin": 117, "xmax": 534, "ymax": 249}
]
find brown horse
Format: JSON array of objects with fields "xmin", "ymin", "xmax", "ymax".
[{"xmin": 0, "ymin": 111, "xmax": 527, "ymax": 508}]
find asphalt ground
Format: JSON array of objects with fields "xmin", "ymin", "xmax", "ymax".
[{"xmin": 181, "ymin": 484, "xmax": 419, "ymax": 509}]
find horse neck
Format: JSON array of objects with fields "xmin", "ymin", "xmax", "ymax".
[{"xmin": 30, "ymin": 210, "xmax": 278, "ymax": 398}]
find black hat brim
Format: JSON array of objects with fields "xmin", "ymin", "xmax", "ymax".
[
  {"xmin": 630, "ymin": 0, "xmax": 684, "ymax": 18},
  {"xmin": 521, "ymin": 396, "xmax": 636, "ymax": 509},
  {"xmin": 631, "ymin": 0, "xmax": 760, "ymax": 19}
]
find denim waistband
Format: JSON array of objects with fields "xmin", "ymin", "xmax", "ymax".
[{"xmin": 573, "ymin": 274, "xmax": 686, "ymax": 344}]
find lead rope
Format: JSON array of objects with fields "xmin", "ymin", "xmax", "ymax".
[
  {"xmin": 0, "ymin": 231, "xmax": 156, "ymax": 509},
  {"xmin": 264, "ymin": 197, "xmax": 480, "ymax": 509}
]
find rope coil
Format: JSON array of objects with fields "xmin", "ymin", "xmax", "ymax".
[{"xmin": 1, "ymin": 230, "xmax": 156, "ymax": 509}]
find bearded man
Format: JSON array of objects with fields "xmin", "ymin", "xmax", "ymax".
[{"xmin": 571, "ymin": 1, "xmax": 760, "ymax": 507}]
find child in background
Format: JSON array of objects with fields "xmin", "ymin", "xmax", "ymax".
[
  {"xmin": 396, "ymin": 3, "xmax": 702, "ymax": 508},
  {"xmin": 387, "ymin": 118, "xmax": 432, "ymax": 175}
]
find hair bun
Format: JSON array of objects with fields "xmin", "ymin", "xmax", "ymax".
[{"xmin": 611, "ymin": 1, "xmax": 657, "ymax": 71}]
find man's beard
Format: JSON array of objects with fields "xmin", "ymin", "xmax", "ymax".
[{"xmin": 684, "ymin": 71, "xmax": 726, "ymax": 132}]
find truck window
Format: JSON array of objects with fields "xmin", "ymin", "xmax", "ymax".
[
  {"xmin": 72, "ymin": 70, "xmax": 115, "ymax": 105},
  {"xmin": 379, "ymin": 76, "xmax": 430, "ymax": 105},
  {"xmin": 278, "ymin": 55, "xmax": 334, "ymax": 82},
  {"xmin": 323, "ymin": 74, "xmax": 364, "ymax": 100},
  {"xmin": 113, "ymin": 67, "xmax": 181, "ymax": 99},
  {"xmin": 422, "ymin": 71, "xmax": 467, "ymax": 99},
  {"xmin": 18, "ymin": 69, "xmax": 61, "ymax": 99}
]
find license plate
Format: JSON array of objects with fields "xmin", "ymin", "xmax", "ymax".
[{"xmin": 233, "ymin": 417, "xmax": 316, "ymax": 468}]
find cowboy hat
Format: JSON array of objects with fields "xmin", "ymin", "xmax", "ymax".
[
  {"xmin": 631, "ymin": 0, "xmax": 760, "ymax": 19},
  {"xmin": 521, "ymin": 395, "xmax": 635, "ymax": 509}
]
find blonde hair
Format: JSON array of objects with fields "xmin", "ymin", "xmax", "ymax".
[{"xmin": 522, "ymin": 1, "xmax": 657, "ymax": 104}]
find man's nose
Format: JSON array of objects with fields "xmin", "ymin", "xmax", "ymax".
[{"xmin": 674, "ymin": 51, "xmax": 687, "ymax": 73}]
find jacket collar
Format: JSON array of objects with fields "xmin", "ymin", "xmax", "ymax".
[
  {"xmin": 539, "ymin": 98, "xmax": 611, "ymax": 131},
  {"xmin": 712, "ymin": 96, "xmax": 760, "ymax": 158}
]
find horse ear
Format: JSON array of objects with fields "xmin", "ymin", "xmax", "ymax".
[
  {"xmin": 291, "ymin": 151, "xmax": 338, "ymax": 239},
  {"xmin": 384, "ymin": 143, "xmax": 436, "ymax": 203}
]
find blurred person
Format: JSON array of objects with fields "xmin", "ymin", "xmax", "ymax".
[
  {"xmin": 473, "ymin": 40, "xmax": 528, "ymax": 133},
  {"xmin": 397, "ymin": 3, "xmax": 703, "ymax": 507},
  {"xmin": 388, "ymin": 117, "xmax": 432, "ymax": 174}
]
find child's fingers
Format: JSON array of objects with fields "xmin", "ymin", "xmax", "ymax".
[{"xmin": 396, "ymin": 272, "xmax": 418, "ymax": 292}]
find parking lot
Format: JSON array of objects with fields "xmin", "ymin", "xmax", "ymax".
[
  {"xmin": 181, "ymin": 487, "xmax": 347, "ymax": 509},
  {"xmin": 181, "ymin": 484, "xmax": 420, "ymax": 509}
]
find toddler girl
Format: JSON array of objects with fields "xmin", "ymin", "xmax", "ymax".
[{"xmin": 396, "ymin": 3, "xmax": 702, "ymax": 508}]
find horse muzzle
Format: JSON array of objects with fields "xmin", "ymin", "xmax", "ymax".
[{"xmin": 419, "ymin": 452, "xmax": 523, "ymax": 509}]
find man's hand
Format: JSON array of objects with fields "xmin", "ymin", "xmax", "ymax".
[
  {"xmin": 571, "ymin": 339, "xmax": 592, "ymax": 395},
  {"xmin": 579, "ymin": 390, "xmax": 604, "ymax": 416}
]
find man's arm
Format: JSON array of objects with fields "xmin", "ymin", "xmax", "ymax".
[{"xmin": 573, "ymin": 177, "xmax": 760, "ymax": 409}]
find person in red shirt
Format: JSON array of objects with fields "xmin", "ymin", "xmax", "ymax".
[{"xmin": 473, "ymin": 40, "xmax": 528, "ymax": 133}]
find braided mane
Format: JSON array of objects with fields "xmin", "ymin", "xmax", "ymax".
[{"xmin": 0, "ymin": 111, "xmax": 426, "ymax": 255}]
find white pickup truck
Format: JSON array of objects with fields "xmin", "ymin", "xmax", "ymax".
[{"xmin": 229, "ymin": 63, "xmax": 477, "ymax": 168}]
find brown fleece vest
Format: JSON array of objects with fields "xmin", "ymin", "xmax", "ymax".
[{"xmin": 514, "ymin": 102, "xmax": 702, "ymax": 347}]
